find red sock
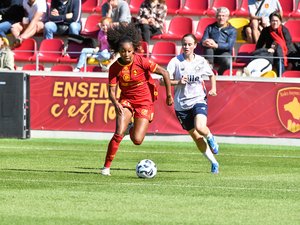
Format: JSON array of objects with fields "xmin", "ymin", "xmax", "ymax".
[{"xmin": 104, "ymin": 133, "xmax": 124, "ymax": 168}]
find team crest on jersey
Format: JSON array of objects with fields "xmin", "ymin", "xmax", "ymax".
[
  {"xmin": 123, "ymin": 73, "xmax": 131, "ymax": 82},
  {"xmin": 195, "ymin": 66, "xmax": 201, "ymax": 71},
  {"xmin": 276, "ymin": 87, "xmax": 300, "ymax": 133},
  {"xmin": 265, "ymin": 3, "xmax": 269, "ymax": 9}
]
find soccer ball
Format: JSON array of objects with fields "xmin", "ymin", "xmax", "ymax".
[{"xmin": 136, "ymin": 159, "xmax": 157, "ymax": 179}]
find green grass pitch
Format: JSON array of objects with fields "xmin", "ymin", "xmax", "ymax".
[{"xmin": 0, "ymin": 138, "xmax": 299, "ymax": 225}]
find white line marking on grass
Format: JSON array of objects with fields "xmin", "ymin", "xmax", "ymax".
[
  {"xmin": 0, "ymin": 178, "xmax": 299, "ymax": 193},
  {"xmin": 1, "ymin": 146, "xmax": 300, "ymax": 159}
]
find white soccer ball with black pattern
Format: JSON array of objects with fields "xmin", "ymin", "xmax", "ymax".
[{"xmin": 136, "ymin": 159, "xmax": 157, "ymax": 178}]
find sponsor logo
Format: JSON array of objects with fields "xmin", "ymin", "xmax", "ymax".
[{"xmin": 276, "ymin": 87, "xmax": 300, "ymax": 133}]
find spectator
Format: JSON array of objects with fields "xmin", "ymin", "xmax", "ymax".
[
  {"xmin": 136, "ymin": 0, "xmax": 167, "ymax": 43},
  {"xmin": 0, "ymin": 35, "xmax": 14, "ymax": 70},
  {"xmin": 101, "ymin": 0, "xmax": 131, "ymax": 27},
  {"xmin": 256, "ymin": 11, "xmax": 296, "ymax": 75},
  {"xmin": 0, "ymin": 0, "xmax": 25, "ymax": 37},
  {"xmin": 44, "ymin": 0, "xmax": 82, "ymax": 39},
  {"xmin": 73, "ymin": 17, "xmax": 112, "ymax": 72},
  {"xmin": 11, "ymin": 0, "xmax": 47, "ymax": 47},
  {"xmin": 201, "ymin": 7, "xmax": 237, "ymax": 75},
  {"xmin": 245, "ymin": 0, "xmax": 282, "ymax": 44}
]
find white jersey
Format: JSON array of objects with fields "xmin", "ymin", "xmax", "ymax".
[
  {"xmin": 167, "ymin": 54, "xmax": 214, "ymax": 111},
  {"xmin": 248, "ymin": 0, "xmax": 282, "ymax": 20}
]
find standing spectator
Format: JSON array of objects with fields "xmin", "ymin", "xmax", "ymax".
[
  {"xmin": 256, "ymin": 11, "xmax": 296, "ymax": 75},
  {"xmin": 11, "ymin": 0, "xmax": 47, "ymax": 46},
  {"xmin": 201, "ymin": 7, "xmax": 237, "ymax": 75},
  {"xmin": 0, "ymin": 0, "xmax": 25, "ymax": 37},
  {"xmin": 44, "ymin": 0, "xmax": 82, "ymax": 39},
  {"xmin": 101, "ymin": 0, "xmax": 131, "ymax": 27},
  {"xmin": 0, "ymin": 35, "xmax": 14, "ymax": 70},
  {"xmin": 136, "ymin": 0, "xmax": 167, "ymax": 43},
  {"xmin": 245, "ymin": 0, "xmax": 282, "ymax": 44},
  {"xmin": 167, "ymin": 33, "xmax": 219, "ymax": 174},
  {"xmin": 73, "ymin": 17, "xmax": 112, "ymax": 72}
]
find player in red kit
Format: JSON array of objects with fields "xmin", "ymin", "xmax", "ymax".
[{"xmin": 101, "ymin": 24, "xmax": 173, "ymax": 176}]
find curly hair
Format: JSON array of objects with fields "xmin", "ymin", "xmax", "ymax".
[{"xmin": 107, "ymin": 23, "xmax": 142, "ymax": 52}]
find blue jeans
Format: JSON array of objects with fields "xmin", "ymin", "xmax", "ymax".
[
  {"xmin": 76, "ymin": 48, "xmax": 111, "ymax": 69},
  {"xmin": 44, "ymin": 21, "xmax": 81, "ymax": 39},
  {"xmin": 0, "ymin": 21, "xmax": 12, "ymax": 37}
]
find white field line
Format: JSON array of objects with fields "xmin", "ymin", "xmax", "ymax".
[
  {"xmin": 0, "ymin": 178, "xmax": 299, "ymax": 193},
  {"xmin": 0, "ymin": 146, "xmax": 300, "ymax": 159}
]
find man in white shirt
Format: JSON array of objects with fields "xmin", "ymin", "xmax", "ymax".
[{"xmin": 11, "ymin": 0, "xmax": 47, "ymax": 46}]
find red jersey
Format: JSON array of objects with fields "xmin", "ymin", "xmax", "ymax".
[{"xmin": 109, "ymin": 54, "xmax": 158, "ymax": 105}]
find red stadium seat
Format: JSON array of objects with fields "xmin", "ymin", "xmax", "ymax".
[
  {"xmin": 12, "ymin": 38, "xmax": 37, "ymax": 62},
  {"xmin": 232, "ymin": 43, "xmax": 256, "ymax": 68},
  {"xmin": 80, "ymin": 65, "xmax": 102, "ymax": 72},
  {"xmin": 150, "ymin": 41, "xmax": 177, "ymax": 65},
  {"xmin": 177, "ymin": 0, "xmax": 209, "ymax": 16},
  {"xmin": 82, "ymin": 0, "xmax": 99, "ymax": 12},
  {"xmin": 195, "ymin": 17, "xmax": 216, "ymax": 40},
  {"xmin": 284, "ymin": 20, "xmax": 300, "ymax": 42},
  {"xmin": 129, "ymin": 0, "xmax": 144, "ymax": 14},
  {"xmin": 34, "ymin": 38, "xmax": 64, "ymax": 63},
  {"xmin": 291, "ymin": 1, "xmax": 300, "ymax": 18},
  {"xmin": 81, "ymin": 14, "xmax": 101, "ymax": 37},
  {"xmin": 223, "ymin": 68, "xmax": 239, "ymax": 76},
  {"xmin": 282, "ymin": 70, "xmax": 300, "ymax": 78},
  {"xmin": 234, "ymin": 0, "xmax": 249, "ymax": 17},
  {"xmin": 206, "ymin": 0, "xmax": 238, "ymax": 16},
  {"xmin": 165, "ymin": 0, "xmax": 180, "ymax": 15},
  {"xmin": 161, "ymin": 17, "xmax": 193, "ymax": 40},
  {"xmin": 51, "ymin": 64, "xmax": 74, "ymax": 71},
  {"xmin": 278, "ymin": 0, "xmax": 295, "ymax": 17},
  {"xmin": 22, "ymin": 64, "xmax": 45, "ymax": 71}
]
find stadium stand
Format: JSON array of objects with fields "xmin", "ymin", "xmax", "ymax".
[
  {"xmin": 150, "ymin": 41, "xmax": 177, "ymax": 65},
  {"xmin": 228, "ymin": 17, "xmax": 249, "ymax": 43},
  {"xmin": 33, "ymin": 39, "xmax": 64, "ymax": 63},
  {"xmin": 232, "ymin": 43, "xmax": 256, "ymax": 68},
  {"xmin": 223, "ymin": 68, "xmax": 239, "ymax": 76},
  {"xmin": 234, "ymin": 0, "xmax": 249, "ymax": 17},
  {"xmin": 80, "ymin": 14, "xmax": 102, "ymax": 37},
  {"xmin": 164, "ymin": 0, "xmax": 181, "ymax": 15},
  {"xmin": 177, "ymin": 0, "xmax": 209, "ymax": 16},
  {"xmin": 195, "ymin": 17, "xmax": 216, "ymax": 40},
  {"xmin": 22, "ymin": 64, "xmax": 45, "ymax": 71},
  {"xmin": 206, "ymin": 0, "xmax": 238, "ymax": 16},
  {"xmin": 291, "ymin": 0, "xmax": 300, "ymax": 18},
  {"xmin": 284, "ymin": 19, "xmax": 300, "ymax": 42},
  {"xmin": 80, "ymin": 65, "xmax": 102, "ymax": 72},
  {"xmin": 13, "ymin": 38, "xmax": 37, "ymax": 62},
  {"xmin": 161, "ymin": 17, "xmax": 193, "ymax": 40},
  {"xmin": 282, "ymin": 70, "xmax": 300, "ymax": 77},
  {"xmin": 279, "ymin": 0, "xmax": 295, "ymax": 17},
  {"xmin": 51, "ymin": 64, "xmax": 74, "ymax": 71},
  {"xmin": 82, "ymin": 0, "xmax": 99, "ymax": 13},
  {"xmin": 129, "ymin": 0, "xmax": 144, "ymax": 14}
]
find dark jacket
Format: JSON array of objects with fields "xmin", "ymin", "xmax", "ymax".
[
  {"xmin": 49, "ymin": 0, "xmax": 81, "ymax": 24},
  {"xmin": 256, "ymin": 25, "xmax": 296, "ymax": 56},
  {"xmin": 0, "ymin": 0, "xmax": 24, "ymax": 23},
  {"xmin": 201, "ymin": 22, "xmax": 237, "ymax": 54}
]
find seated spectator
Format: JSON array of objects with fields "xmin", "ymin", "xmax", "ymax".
[
  {"xmin": 101, "ymin": 0, "xmax": 131, "ymax": 27},
  {"xmin": 0, "ymin": 0, "xmax": 25, "ymax": 37},
  {"xmin": 136, "ymin": 0, "xmax": 167, "ymax": 43},
  {"xmin": 201, "ymin": 7, "xmax": 237, "ymax": 75},
  {"xmin": 11, "ymin": 0, "xmax": 47, "ymax": 47},
  {"xmin": 73, "ymin": 17, "xmax": 112, "ymax": 72},
  {"xmin": 0, "ymin": 35, "xmax": 14, "ymax": 70},
  {"xmin": 44, "ymin": 0, "xmax": 82, "ymax": 39},
  {"xmin": 256, "ymin": 11, "xmax": 296, "ymax": 75},
  {"xmin": 244, "ymin": 0, "xmax": 282, "ymax": 44}
]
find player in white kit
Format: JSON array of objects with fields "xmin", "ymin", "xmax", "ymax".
[{"xmin": 167, "ymin": 33, "xmax": 219, "ymax": 174}]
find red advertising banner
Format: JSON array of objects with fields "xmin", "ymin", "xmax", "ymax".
[{"xmin": 30, "ymin": 75, "xmax": 300, "ymax": 138}]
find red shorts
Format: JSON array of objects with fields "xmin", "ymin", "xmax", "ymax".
[{"xmin": 120, "ymin": 99, "xmax": 154, "ymax": 122}]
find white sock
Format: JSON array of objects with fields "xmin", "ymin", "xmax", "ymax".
[{"xmin": 203, "ymin": 147, "xmax": 218, "ymax": 164}]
